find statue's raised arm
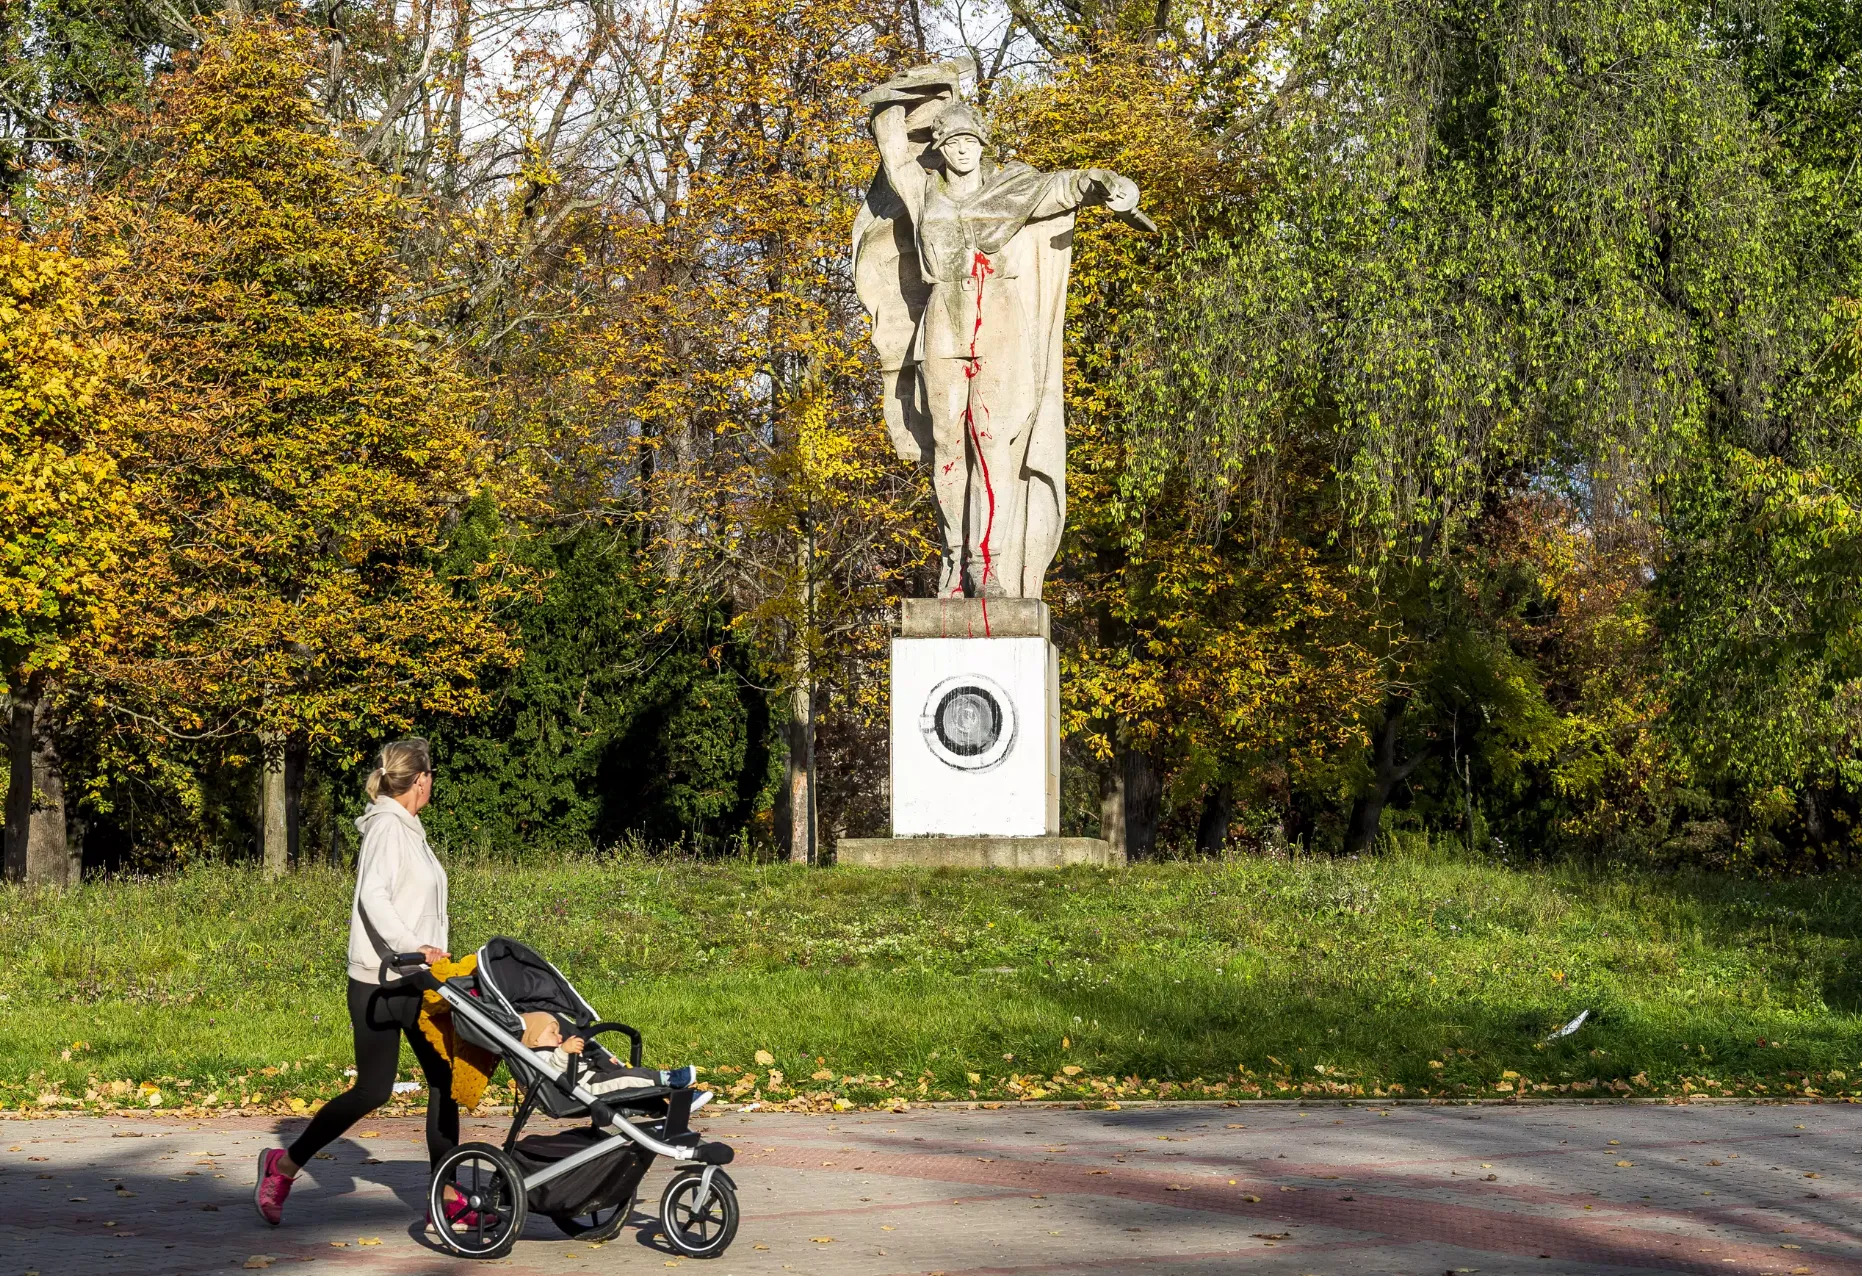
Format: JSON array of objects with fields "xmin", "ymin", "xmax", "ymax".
[{"xmin": 852, "ymin": 65, "xmax": 1149, "ymax": 599}]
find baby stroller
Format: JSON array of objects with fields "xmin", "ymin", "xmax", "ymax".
[{"xmin": 383, "ymin": 937, "xmax": 738, "ymax": 1261}]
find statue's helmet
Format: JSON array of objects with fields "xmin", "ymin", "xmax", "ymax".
[{"xmin": 929, "ymin": 102, "xmax": 989, "ymax": 149}]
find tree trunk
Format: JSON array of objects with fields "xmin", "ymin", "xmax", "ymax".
[
  {"xmin": 1122, "ymin": 747, "xmax": 1162, "ymax": 859},
  {"xmin": 786, "ymin": 678, "xmax": 815, "ymax": 864},
  {"xmin": 4, "ymin": 693, "xmax": 31, "ymax": 882},
  {"xmin": 1099, "ymin": 746, "xmax": 1162, "ymax": 858},
  {"xmin": 259, "ymin": 732, "xmax": 288, "ymax": 876},
  {"xmin": 1099, "ymin": 763, "xmax": 1126, "ymax": 857},
  {"xmin": 6, "ymin": 682, "xmax": 73, "ymax": 886},
  {"xmin": 1196, "ymin": 782, "xmax": 1233, "ymax": 856},
  {"xmin": 285, "ymin": 739, "xmax": 307, "ymax": 869},
  {"xmin": 1343, "ymin": 695, "xmax": 1422, "ymax": 855}
]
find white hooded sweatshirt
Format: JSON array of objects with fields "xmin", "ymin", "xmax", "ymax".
[{"xmin": 347, "ymin": 796, "xmax": 449, "ymax": 984}]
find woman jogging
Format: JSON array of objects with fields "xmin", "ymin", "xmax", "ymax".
[{"xmin": 253, "ymin": 738, "xmax": 463, "ymax": 1228}]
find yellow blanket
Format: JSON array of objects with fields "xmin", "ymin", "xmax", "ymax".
[{"xmin": 416, "ymin": 954, "xmax": 502, "ymax": 1110}]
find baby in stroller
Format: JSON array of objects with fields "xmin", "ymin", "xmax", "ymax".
[{"xmin": 518, "ymin": 1011, "xmax": 696, "ymax": 1095}]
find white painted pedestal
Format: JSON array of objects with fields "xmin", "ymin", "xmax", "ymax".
[
  {"xmin": 837, "ymin": 600, "xmax": 1119, "ymax": 868},
  {"xmin": 890, "ymin": 631, "xmax": 1059, "ymax": 837}
]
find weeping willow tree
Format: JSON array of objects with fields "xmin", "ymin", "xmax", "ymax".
[{"xmin": 1112, "ymin": 0, "xmax": 1855, "ymax": 855}]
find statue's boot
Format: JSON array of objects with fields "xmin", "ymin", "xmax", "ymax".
[
  {"xmin": 966, "ymin": 565, "xmax": 1010, "ymax": 598},
  {"xmin": 937, "ymin": 549, "xmax": 965, "ymax": 597}
]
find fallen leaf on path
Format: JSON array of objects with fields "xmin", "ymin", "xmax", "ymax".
[
  {"xmin": 357, "ymin": 1131, "xmax": 379, "ymax": 1138},
  {"xmin": 753, "ymin": 1243, "xmax": 769, "ymax": 1249},
  {"xmin": 811, "ymin": 1236, "xmax": 834, "ymax": 1243},
  {"xmin": 243, "ymin": 1258, "xmax": 274, "ymax": 1270},
  {"xmin": 329, "ymin": 1242, "xmax": 347, "ymax": 1247},
  {"xmin": 1616, "ymin": 1161, "xmax": 1634, "ymax": 1167},
  {"xmin": 1166, "ymin": 1184, "xmax": 1188, "ymax": 1191},
  {"xmin": 1253, "ymin": 1233, "xmax": 1290, "ymax": 1240},
  {"xmin": 358, "ymin": 1237, "xmax": 381, "ymax": 1246},
  {"xmin": 1781, "ymin": 1243, "xmax": 1802, "ymax": 1249},
  {"xmin": 1243, "ymin": 1194, "xmax": 1261, "ymax": 1202}
]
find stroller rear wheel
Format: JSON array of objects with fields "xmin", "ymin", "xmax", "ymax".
[
  {"xmin": 550, "ymin": 1194, "xmax": 633, "ymax": 1242},
  {"xmin": 430, "ymin": 1142, "xmax": 528, "ymax": 1259},
  {"xmin": 660, "ymin": 1168, "xmax": 738, "ymax": 1258}
]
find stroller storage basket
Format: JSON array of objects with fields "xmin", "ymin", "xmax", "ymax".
[{"xmin": 513, "ymin": 1127, "xmax": 649, "ymax": 1218}]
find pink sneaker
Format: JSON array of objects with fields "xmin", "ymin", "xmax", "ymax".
[
  {"xmin": 253, "ymin": 1148, "xmax": 294, "ymax": 1226},
  {"xmin": 426, "ymin": 1188, "xmax": 481, "ymax": 1233}
]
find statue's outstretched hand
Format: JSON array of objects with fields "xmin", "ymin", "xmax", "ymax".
[{"xmin": 1083, "ymin": 168, "xmax": 1142, "ymax": 214}]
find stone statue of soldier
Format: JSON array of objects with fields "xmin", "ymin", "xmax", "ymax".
[{"xmin": 854, "ymin": 63, "xmax": 1148, "ymax": 599}]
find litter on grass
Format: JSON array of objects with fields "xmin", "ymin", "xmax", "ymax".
[{"xmin": 1545, "ymin": 1010, "xmax": 1590, "ymax": 1041}]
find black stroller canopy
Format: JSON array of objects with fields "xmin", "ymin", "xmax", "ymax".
[{"xmin": 479, "ymin": 936, "xmax": 597, "ymax": 1027}]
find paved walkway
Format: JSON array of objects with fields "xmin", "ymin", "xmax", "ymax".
[{"xmin": 4, "ymin": 1102, "xmax": 1862, "ymax": 1274}]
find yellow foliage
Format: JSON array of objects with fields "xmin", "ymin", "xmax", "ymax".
[{"xmin": 0, "ymin": 231, "xmax": 138, "ymax": 690}]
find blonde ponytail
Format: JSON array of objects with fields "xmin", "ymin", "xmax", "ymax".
[{"xmin": 366, "ymin": 738, "xmax": 432, "ymax": 800}]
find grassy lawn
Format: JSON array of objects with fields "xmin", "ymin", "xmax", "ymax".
[{"xmin": 4, "ymin": 846, "xmax": 1862, "ymax": 1114}]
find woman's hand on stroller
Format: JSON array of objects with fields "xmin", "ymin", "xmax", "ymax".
[{"xmin": 418, "ymin": 945, "xmax": 451, "ymax": 966}]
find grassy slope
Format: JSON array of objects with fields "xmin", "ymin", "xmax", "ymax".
[{"xmin": 3, "ymin": 849, "xmax": 1861, "ymax": 1112}]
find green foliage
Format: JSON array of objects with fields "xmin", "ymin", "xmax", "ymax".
[
  {"xmin": 416, "ymin": 504, "xmax": 772, "ymax": 854},
  {"xmin": 1089, "ymin": 0, "xmax": 1861, "ymax": 858},
  {"xmin": 0, "ymin": 0, "xmax": 175, "ymax": 206}
]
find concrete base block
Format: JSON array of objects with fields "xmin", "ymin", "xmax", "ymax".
[{"xmin": 837, "ymin": 836, "xmax": 1123, "ymax": 869}]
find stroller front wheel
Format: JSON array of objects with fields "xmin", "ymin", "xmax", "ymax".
[
  {"xmin": 430, "ymin": 1142, "xmax": 529, "ymax": 1260},
  {"xmin": 660, "ymin": 1168, "xmax": 738, "ymax": 1258}
]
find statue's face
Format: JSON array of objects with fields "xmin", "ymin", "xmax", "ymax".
[{"xmin": 939, "ymin": 132, "xmax": 983, "ymax": 176}]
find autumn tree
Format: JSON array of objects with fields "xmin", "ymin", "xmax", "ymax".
[
  {"xmin": 0, "ymin": 232, "xmax": 135, "ymax": 884},
  {"xmin": 67, "ymin": 20, "xmax": 516, "ymax": 871},
  {"xmin": 571, "ymin": 0, "xmax": 930, "ymax": 857}
]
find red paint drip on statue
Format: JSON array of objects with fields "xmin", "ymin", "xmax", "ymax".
[{"xmin": 963, "ymin": 249, "xmax": 996, "ymax": 636}]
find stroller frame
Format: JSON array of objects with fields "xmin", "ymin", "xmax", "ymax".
[{"xmin": 385, "ymin": 939, "xmax": 737, "ymax": 1260}]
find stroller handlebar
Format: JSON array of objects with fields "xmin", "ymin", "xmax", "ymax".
[{"xmin": 378, "ymin": 952, "xmax": 441, "ymax": 989}]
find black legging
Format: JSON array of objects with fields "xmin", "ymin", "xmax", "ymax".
[{"xmin": 289, "ymin": 978, "xmax": 459, "ymax": 1169}]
